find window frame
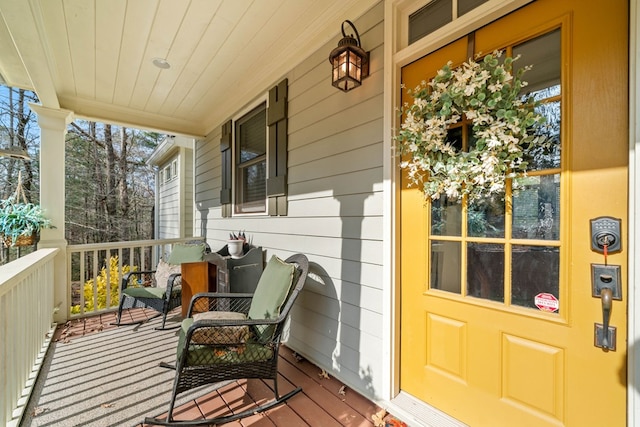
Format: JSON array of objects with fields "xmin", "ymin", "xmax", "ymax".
[
  {"xmin": 171, "ymin": 159, "xmax": 178, "ymax": 179},
  {"xmin": 219, "ymin": 79, "xmax": 288, "ymax": 218},
  {"xmin": 395, "ymin": 0, "xmax": 533, "ymax": 51},
  {"xmin": 232, "ymin": 96, "xmax": 269, "ymax": 216}
]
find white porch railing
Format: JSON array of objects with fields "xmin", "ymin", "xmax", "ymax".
[
  {"xmin": 0, "ymin": 248, "xmax": 58, "ymax": 427},
  {"xmin": 66, "ymin": 237, "xmax": 205, "ymax": 319}
]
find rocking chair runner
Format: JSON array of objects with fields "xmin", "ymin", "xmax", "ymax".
[
  {"xmin": 145, "ymin": 253, "xmax": 309, "ymax": 426},
  {"xmin": 114, "ymin": 243, "xmax": 207, "ymax": 330}
]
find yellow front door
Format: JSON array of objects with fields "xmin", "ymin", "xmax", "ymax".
[{"xmin": 399, "ymin": 1, "xmax": 628, "ymax": 426}]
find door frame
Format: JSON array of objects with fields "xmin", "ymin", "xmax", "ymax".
[{"xmin": 380, "ymin": 0, "xmax": 640, "ymax": 424}]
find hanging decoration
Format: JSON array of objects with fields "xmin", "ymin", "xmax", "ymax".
[{"xmin": 395, "ymin": 50, "xmax": 548, "ymax": 202}]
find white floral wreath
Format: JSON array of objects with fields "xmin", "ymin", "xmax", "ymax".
[{"xmin": 396, "ymin": 50, "xmax": 547, "ymax": 202}]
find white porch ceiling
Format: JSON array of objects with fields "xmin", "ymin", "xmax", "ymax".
[{"xmin": 0, "ymin": 0, "xmax": 378, "ymax": 137}]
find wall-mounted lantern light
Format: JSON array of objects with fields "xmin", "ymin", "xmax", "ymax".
[{"xmin": 329, "ymin": 20, "xmax": 370, "ymax": 92}]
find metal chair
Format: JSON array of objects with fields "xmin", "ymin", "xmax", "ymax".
[
  {"xmin": 114, "ymin": 243, "xmax": 207, "ymax": 330},
  {"xmin": 145, "ymin": 253, "xmax": 309, "ymax": 426}
]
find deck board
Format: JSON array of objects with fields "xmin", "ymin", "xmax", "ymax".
[{"xmin": 23, "ymin": 309, "xmax": 401, "ymax": 427}]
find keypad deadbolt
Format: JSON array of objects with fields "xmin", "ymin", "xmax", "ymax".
[{"xmin": 590, "ymin": 216, "xmax": 622, "ymax": 254}]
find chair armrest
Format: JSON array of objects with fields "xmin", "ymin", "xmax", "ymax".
[
  {"xmin": 187, "ymin": 292, "xmax": 253, "ymax": 317},
  {"xmin": 163, "ymin": 272, "xmax": 182, "ymax": 300}
]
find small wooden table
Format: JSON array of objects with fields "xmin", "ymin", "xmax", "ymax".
[{"xmin": 180, "ymin": 261, "xmax": 216, "ymax": 317}]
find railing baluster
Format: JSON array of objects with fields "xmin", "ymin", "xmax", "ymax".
[
  {"xmin": 66, "ymin": 238, "xmax": 205, "ymax": 319},
  {"xmin": 79, "ymin": 250, "xmax": 86, "ymax": 316}
]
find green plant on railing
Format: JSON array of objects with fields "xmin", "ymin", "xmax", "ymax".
[{"xmin": 71, "ymin": 256, "xmax": 135, "ymax": 314}]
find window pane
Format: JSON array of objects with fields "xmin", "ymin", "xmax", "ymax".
[
  {"xmin": 431, "ymin": 240, "xmax": 461, "ymax": 293},
  {"xmin": 235, "ymin": 102, "xmax": 267, "ymax": 214},
  {"xmin": 514, "ymin": 29, "xmax": 561, "ymax": 97},
  {"xmin": 236, "ymin": 160, "xmax": 266, "ymax": 213},
  {"xmin": 514, "ymin": 29, "xmax": 561, "ymax": 171},
  {"xmin": 431, "ymin": 196, "xmax": 461, "ymax": 236},
  {"xmin": 467, "ymin": 243, "xmax": 504, "ymax": 302},
  {"xmin": 468, "ymin": 193, "xmax": 504, "ymax": 238},
  {"xmin": 409, "ymin": 0, "xmax": 452, "ymax": 44},
  {"xmin": 524, "ymin": 100, "xmax": 561, "ymax": 170},
  {"xmin": 237, "ymin": 105, "xmax": 266, "ymax": 163},
  {"xmin": 511, "ymin": 245, "xmax": 559, "ymax": 311},
  {"xmin": 447, "ymin": 125, "xmax": 463, "ymax": 151},
  {"xmin": 512, "ymin": 174, "xmax": 560, "ymax": 240},
  {"xmin": 458, "ymin": 0, "xmax": 488, "ymax": 16}
]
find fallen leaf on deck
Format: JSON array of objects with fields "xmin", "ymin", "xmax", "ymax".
[
  {"xmin": 31, "ymin": 406, "xmax": 49, "ymax": 417},
  {"xmin": 318, "ymin": 369, "xmax": 330, "ymax": 379},
  {"xmin": 292, "ymin": 351, "xmax": 304, "ymax": 362},
  {"xmin": 101, "ymin": 403, "xmax": 115, "ymax": 408},
  {"xmin": 338, "ymin": 385, "xmax": 346, "ymax": 396},
  {"xmin": 372, "ymin": 409, "xmax": 387, "ymax": 427}
]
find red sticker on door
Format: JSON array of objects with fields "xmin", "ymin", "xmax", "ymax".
[{"xmin": 534, "ymin": 292, "xmax": 559, "ymax": 312}]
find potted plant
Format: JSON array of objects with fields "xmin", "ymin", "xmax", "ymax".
[{"xmin": 0, "ymin": 196, "xmax": 54, "ymax": 247}]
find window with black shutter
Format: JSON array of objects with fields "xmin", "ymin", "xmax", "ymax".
[{"xmin": 219, "ymin": 79, "xmax": 288, "ymax": 217}]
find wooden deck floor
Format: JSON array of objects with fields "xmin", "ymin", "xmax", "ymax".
[{"xmin": 23, "ymin": 309, "xmax": 403, "ymax": 427}]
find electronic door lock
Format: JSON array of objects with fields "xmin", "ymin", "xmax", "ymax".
[{"xmin": 590, "ymin": 216, "xmax": 622, "ymax": 254}]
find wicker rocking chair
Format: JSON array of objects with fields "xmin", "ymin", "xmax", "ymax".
[
  {"xmin": 145, "ymin": 253, "xmax": 309, "ymax": 426},
  {"xmin": 114, "ymin": 243, "xmax": 207, "ymax": 330}
]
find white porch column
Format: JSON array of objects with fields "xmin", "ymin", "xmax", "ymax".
[{"xmin": 30, "ymin": 104, "xmax": 73, "ymax": 324}]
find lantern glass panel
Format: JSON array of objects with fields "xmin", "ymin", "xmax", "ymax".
[{"xmin": 349, "ymin": 53, "xmax": 361, "ymax": 80}]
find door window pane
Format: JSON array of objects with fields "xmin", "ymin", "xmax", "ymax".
[
  {"xmin": 467, "ymin": 243, "xmax": 504, "ymax": 302},
  {"xmin": 431, "ymin": 240, "xmax": 461, "ymax": 293},
  {"xmin": 514, "ymin": 29, "xmax": 561, "ymax": 96},
  {"xmin": 525, "ymin": 100, "xmax": 561, "ymax": 170},
  {"xmin": 514, "ymin": 29, "xmax": 562, "ymax": 171},
  {"xmin": 431, "ymin": 196, "xmax": 462, "ymax": 236},
  {"xmin": 467, "ymin": 193, "xmax": 505, "ymax": 238},
  {"xmin": 512, "ymin": 174, "xmax": 560, "ymax": 240},
  {"xmin": 421, "ymin": 28, "xmax": 562, "ymax": 313},
  {"xmin": 512, "ymin": 245, "xmax": 559, "ymax": 310}
]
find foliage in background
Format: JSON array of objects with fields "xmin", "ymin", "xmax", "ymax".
[
  {"xmin": 71, "ymin": 256, "xmax": 135, "ymax": 314},
  {"xmin": 0, "ymin": 84, "xmax": 162, "ymax": 263},
  {"xmin": 0, "ymin": 87, "xmax": 40, "ymax": 203},
  {"xmin": 65, "ymin": 121, "xmax": 161, "ymax": 244}
]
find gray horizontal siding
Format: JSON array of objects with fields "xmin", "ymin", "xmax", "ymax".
[{"xmin": 193, "ymin": 1, "xmax": 385, "ymax": 399}]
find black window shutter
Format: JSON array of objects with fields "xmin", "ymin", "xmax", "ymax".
[
  {"xmin": 219, "ymin": 119, "xmax": 232, "ymax": 217},
  {"xmin": 266, "ymin": 78, "xmax": 288, "ymax": 216}
]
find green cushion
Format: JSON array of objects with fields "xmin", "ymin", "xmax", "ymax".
[
  {"xmin": 167, "ymin": 243, "xmax": 205, "ymax": 265},
  {"xmin": 248, "ymin": 255, "xmax": 295, "ymax": 340},
  {"xmin": 123, "ymin": 286, "xmax": 166, "ymax": 299}
]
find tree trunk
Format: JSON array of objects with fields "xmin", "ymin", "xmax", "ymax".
[
  {"xmin": 104, "ymin": 124, "xmax": 118, "ymax": 241},
  {"xmin": 119, "ymin": 127, "xmax": 130, "ymax": 219}
]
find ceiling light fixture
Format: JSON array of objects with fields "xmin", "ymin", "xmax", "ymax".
[
  {"xmin": 152, "ymin": 57, "xmax": 171, "ymax": 69},
  {"xmin": 329, "ymin": 20, "xmax": 370, "ymax": 92}
]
